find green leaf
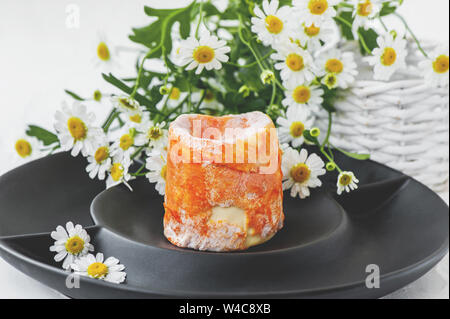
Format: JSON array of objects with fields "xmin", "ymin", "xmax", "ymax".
[
  {"xmin": 102, "ymin": 73, "xmax": 162, "ymax": 115},
  {"xmin": 129, "ymin": 1, "xmax": 196, "ymax": 58},
  {"xmin": 64, "ymin": 90, "xmax": 85, "ymax": 101},
  {"xmin": 380, "ymin": 2, "xmax": 398, "ymax": 17},
  {"xmin": 358, "ymin": 27, "xmax": 379, "ymax": 53},
  {"xmin": 26, "ymin": 125, "xmax": 59, "ymax": 146},
  {"xmin": 335, "ymin": 147, "xmax": 370, "ymax": 160},
  {"xmin": 334, "ymin": 11, "xmax": 355, "ymax": 41}
]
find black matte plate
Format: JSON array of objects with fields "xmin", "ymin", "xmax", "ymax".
[{"xmin": 0, "ymin": 151, "xmax": 448, "ymax": 298}]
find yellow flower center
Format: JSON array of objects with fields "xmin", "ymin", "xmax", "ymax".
[
  {"xmin": 148, "ymin": 127, "xmax": 163, "ymax": 140},
  {"xmin": 94, "ymin": 146, "xmax": 109, "ymax": 164},
  {"xmin": 129, "ymin": 114, "xmax": 142, "ymax": 123},
  {"xmin": 308, "ymin": 0, "xmax": 328, "ymax": 15},
  {"xmin": 286, "ymin": 53, "xmax": 305, "ymax": 72},
  {"xmin": 290, "ymin": 121, "xmax": 305, "ymax": 138},
  {"xmin": 67, "ymin": 117, "xmax": 87, "ymax": 141},
  {"xmin": 97, "ymin": 42, "xmax": 110, "ymax": 61},
  {"xmin": 293, "ymin": 86, "xmax": 311, "ymax": 104},
  {"xmin": 193, "ymin": 46, "xmax": 215, "ymax": 64},
  {"xmin": 265, "ymin": 15, "xmax": 284, "ymax": 34},
  {"xmin": 161, "ymin": 165, "xmax": 167, "ymax": 180},
  {"xmin": 381, "ymin": 47, "xmax": 397, "ymax": 66},
  {"xmin": 339, "ymin": 173, "xmax": 352, "ymax": 186},
  {"xmin": 325, "ymin": 58, "xmax": 344, "ymax": 74},
  {"xmin": 119, "ymin": 98, "xmax": 138, "ymax": 111},
  {"xmin": 119, "ymin": 134, "xmax": 134, "ymax": 151},
  {"xmin": 87, "ymin": 262, "xmax": 108, "ymax": 279},
  {"xmin": 111, "ymin": 163, "xmax": 124, "ymax": 182},
  {"xmin": 304, "ymin": 24, "xmax": 321, "ymax": 37},
  {"xmin": 290, "ymin": 163, "xmax": 311, "ymax": 184},
  {"xmin": 433, "ymin": 55, "xmax": 449, "ymax": 74},
  {"xmin": 169, "ymin": 87, "xmax": 181, "ymax": 100},
  {"xmin": 15, "ymin": 139, "xmax": 32, "ymax": 158},
  {"xmin": 205, "ymin": 90, "xmax": 215, "ymax": 102},
  {"xmin": 65, "ymin": 236, "xmax": 85, "ymax": 255},
  {"xmin": 357, "ymin": 0, "xmax": 373, "ymax": 17}
]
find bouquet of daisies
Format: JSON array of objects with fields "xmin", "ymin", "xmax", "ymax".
[{"xmin": 16, "ymin": 0, "xmax": 449, "ymax": 200}]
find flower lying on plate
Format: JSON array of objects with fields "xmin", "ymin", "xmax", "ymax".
[
  {"xmin": 337, "ymin": 171, "xmax": 360, "ymax": 195},
  {"xmin": 281, "ymin": 146, "xmax": 326, "ymax": 199},
  {"xmin": 72, "ymin": 253, "xmax": 126, "ymax": 284},
  {"xmin": 50, "ymin": 222, "xmax": 94, "ymax": 270}
]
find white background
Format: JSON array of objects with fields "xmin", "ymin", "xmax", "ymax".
[{"xmin": 0, "ymin": 0, "xmax": 448, "ymax": 298}]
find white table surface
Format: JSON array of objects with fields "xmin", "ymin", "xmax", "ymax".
[{"xmin": 0, "ymin": 0, "xmax": 448, "ymax": 299}]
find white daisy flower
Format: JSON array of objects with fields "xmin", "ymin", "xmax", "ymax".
[
  {"xmin": 282, "ymin": 82, "xmax": 324, "ymax": 113},
  {"xmin": 135, "ymin": 121, "xmax": 168, "ymax": 153},
  {"xmin": 111, "ymin": 95, "xmax": 142, "ymax": 116},
  {"xmin": 93, "ymin": 33, "xmax": 118, "ymax": 71},
  {"xmin": 86, "ymin": 139, "xmax": 112, "ymax": 180},
  {"xmin": 292, "ymin": 21, "xmax": 336, "ymax": 51},
  {"xmin": 281, "ymin": 147, "xmax": 326, "ymax": 199},
  {"xmin": 54, "ymin": 101, "xmax": 102, "ymax": 157},
  {"xmin": 72, "ymin": 253, "xmax": 126, "ymax": 284},
  {"xmin": 146, "ymin": 149, "xmax": 167, "ymax": 196},
  {"xmin": 178, "ymin": 32, "xmax": 230, "ymax": 74},
  {"xmin": 251, "ymin": 0, "xmax": 292, "ymax": 47},
  {"xmin": 316, "ymin": 49, "xmax": 358, "ymax": 89},
  {"xmin": 293, "ymin": 0, "xmax": 339, "ymax": 27},
  {"xmin": 106, "ymin": 154, "xmax": 132, "ymax": 190},
  {"xmin": 13, "ymin": 136, "xmax": 43, "ymax": 162},
  {"xmin": 351, "ymin": 0, "xmax": 382, "ymax": 33},
  {"xmin": 420, "ymin": 46, "xmax": 449, "ymax": 88},
  {"xmin": 272, "ymin": 42, "xmax": 318, "ymax": 86},
  {"xmin": 337, "ymin": 171, "xmax": 359, "ymax": 195},
  {"xmin": 111, "ymin": 128, "xmax": 138, "ymax": 161},
  {"xmin": 276, "ymin": 105, "xmax": 314, "ymax": 147},
  {"xmin": 366, "ymin": 33, "xmax": 408, "ymax": 81},
  {"xmin": 49, "ymin": 222, "xmax": 94, "ymax": 270}
]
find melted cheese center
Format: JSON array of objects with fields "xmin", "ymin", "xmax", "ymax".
[{"xmin": 208, "ymin": 206, "xmax": 270, "ymax": 248}]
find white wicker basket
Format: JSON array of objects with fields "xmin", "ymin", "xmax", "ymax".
[{"xmin": 316, "ymin": 41, "xmax": 449, "ymax": 192}]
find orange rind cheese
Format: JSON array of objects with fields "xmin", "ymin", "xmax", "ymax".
[{"xmin": 164, "ymin": 111, "xmax": 284, "ymax": 251}]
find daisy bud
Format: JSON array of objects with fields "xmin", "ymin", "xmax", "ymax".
[
  {"xmin": 260, "ymin": 70, "xmax": 275, "ymax": 85},
  {"xmin": 266, "ymin": 104, "xmax": 282, "ymax": 119},
  {"xmin": 238, "ymin": 85, "xmax": 251, "ymax": 98},
  {"xmin": 159, "ymin": 86, "xmax": 170, "ymax": 95},
  {"xmin": 93, "ymin": 90, "xmax": 102, "ymax": 102},
  {"xmin": 310, "ymin": 127, "xmax": 321, "ymax": 137},
  {"xmin": 326, "ymin": 162, "xmax": 336, "ymax": 171},
  {"xmin": 390, "ymin": 30, "xmax": 398, "ymax": 39}
]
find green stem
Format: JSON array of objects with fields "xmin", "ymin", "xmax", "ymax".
[
  {"xmin": 318, "ymin": 112, "xmax": 342, "ymax": 173},
  {"xmin": 130, "ymin": 45, "xmax": 162, "ymax": 99},
  {"xmin": 270, "ymin": 81, "xmax": 276, "ymax": 106},
  {"xmin": 195, "ymin": 90, "xmax": 207, "ymax": 112},
  {"xmin": 102, "ymin": 110, "xmax": 118, "ymax": 132},
  {"xmin": 238, "ymin": 15, "xmax": 265, "ymax": 72},
  {"xmin": 131, "ymin": 145, "xmax": 146, "ymax": 160},
  {"xmin": 132, "ymin": 163, "xmax": 147, "ymax": 176},
  {"xmin": 195, "ymin": 1, "xmax": 204, "ymax": 38},
  {"xmin": 394, "ymin": 13, "xmax": 428, "ymax": 58},
  {"xmin": 226, "ymin": 50, "xmax": 274, "ymax": 68},
  {"xmin": 334, "ymin": 15, "xmax": 372, "ymax": 55},
  {"xmin": 379, "ymin": 16, "xmax": 388, "ymax": 32}
]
